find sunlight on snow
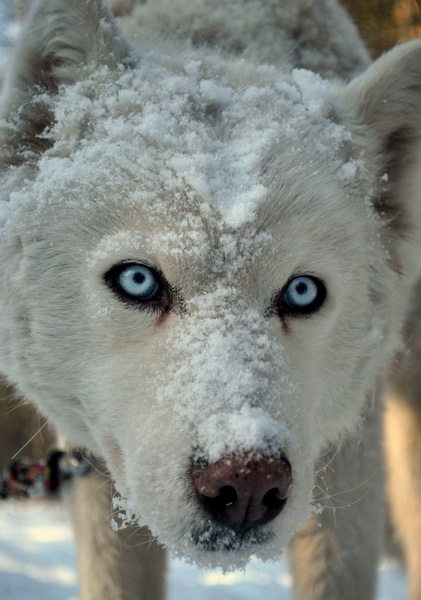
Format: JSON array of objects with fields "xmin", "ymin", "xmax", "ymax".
[{"xmin": 199, "ymin": 563, "xmax": 292, "ymax": 587}]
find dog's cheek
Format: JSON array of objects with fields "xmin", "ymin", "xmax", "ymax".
[{"xmin": 0, "ymin": 237, "xmax": 28, "ymax": 376}]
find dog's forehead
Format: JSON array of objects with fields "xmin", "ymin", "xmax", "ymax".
[
  {"xmin": 86, "ymin": 177, "xmax": 368, "ymax": 305},
  {"xmin": 43, "ymin": 56, "xmax": 356, "ymax": 225}
]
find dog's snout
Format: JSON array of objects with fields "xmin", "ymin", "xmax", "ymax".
[{"xmin": 192, "ymin": 452, "xmax": 292, "ymax": 530}]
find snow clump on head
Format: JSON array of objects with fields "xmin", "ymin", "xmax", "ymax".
[{"xmin": 5, "ymin": 53, "xmax": 360, "ymax": 235}]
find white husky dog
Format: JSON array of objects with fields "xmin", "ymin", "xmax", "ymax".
[{"xmin": 1, "ymin": 0, "xmax": 421, "ymax": 598}]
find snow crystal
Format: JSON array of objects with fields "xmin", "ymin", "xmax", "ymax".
[
  {"xmin": 292, "ymin": 69, "xmax": 331, "ymax": 118},
  {"xmin": 196, "ymin": 406, "xmax": 290, "ymax": 463},
  {"xmin": 111, "ymin": 494, "xmax": 138, "ymax": 532},
  {"xmin": 338, "ymin": 158, "xmax": 364, "ymax": 181}
]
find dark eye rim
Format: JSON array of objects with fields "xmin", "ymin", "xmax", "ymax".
[
  {"xmin": 275, "ymin": 274, "xmax": 327, "ymax": 317},
  {"xmin": 104, "ymin": 261, "xmax": 171, "ymax": 310}
]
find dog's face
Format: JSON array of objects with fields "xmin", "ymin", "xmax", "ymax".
[{"xmin": 1, "ymin": 0, "xmax": 421, "ymax": 567}]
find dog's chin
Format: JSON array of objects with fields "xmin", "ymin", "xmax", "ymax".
[{"xmin": 187, "ymin": 521, "xmax": 274, "ymax": 553}]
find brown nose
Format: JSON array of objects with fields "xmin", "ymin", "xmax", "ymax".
[{"xmin": 191, "ymin": 452, "xmax": 292, "ymax": 530}]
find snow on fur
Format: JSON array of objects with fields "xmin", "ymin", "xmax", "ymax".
[{"xmin": 5, "ymin": 55, "xmax": 358, "ymax": 230}]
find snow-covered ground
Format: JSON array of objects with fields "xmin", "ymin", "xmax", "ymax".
[{"xmin": 0, "ymin": 500, "xmax": 408, "ymax": 599}]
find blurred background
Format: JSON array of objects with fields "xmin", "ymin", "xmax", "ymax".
[{"xmin": 343, "ymin": 0, "xmax": 421, "ymax": 55}]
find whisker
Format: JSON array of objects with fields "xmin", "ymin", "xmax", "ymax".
[{"xmin": 11, "ymin": 420, "xmax": 51, "ymax": 460}]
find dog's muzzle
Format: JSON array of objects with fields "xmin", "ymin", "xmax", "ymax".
[{"xmin": 191, "ymin": 452, "xmax": 292, "ymax": 530}]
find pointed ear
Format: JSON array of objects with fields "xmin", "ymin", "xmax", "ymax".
[
  {"xmin": 334, "ymin": 40, "xmax": 421, "ymax": 242},
  {"xmin": 0, "ymin": 0, "xmax": 133, "ymax": 164}
]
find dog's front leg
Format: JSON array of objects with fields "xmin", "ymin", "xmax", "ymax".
[
  {"xmin": 69, "ymin": 466, "xmax": 167, "ymax": 600},
  {"xmin": 288, "ymin": 397, "xmax": 384, "ymax": 600},
  {"xmin": 385, "ymin": 279, "xmax": 421, "ymax": 600}
]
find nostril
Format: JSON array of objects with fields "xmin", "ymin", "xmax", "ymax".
[
  {"xmin": 203, "ymin": 486, "xmax": 238, "ymax": 516},
  {"xmin": 218, "ymin": 486, "xmax": 237, "ymax": 507},
  {"xmin": 262, "ymin": 487, "xmax": 287, "ymax": 511}
]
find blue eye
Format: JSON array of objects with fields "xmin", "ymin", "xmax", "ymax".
[
  {"xmin": 111, "ymin": 263, "xmax": 160, "ymax": 301},
  {"xmin": 281, "ymin": 276, "xmax": 326, "ymax": 314}
]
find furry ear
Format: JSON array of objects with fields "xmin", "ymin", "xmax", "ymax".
[
  {"xmin": 0, "ymin": 0, "xmax": 133, "ymax": 165},
  {"xmin": 334, "ymin": 40, "xmax": 421, "ymax": 242}
]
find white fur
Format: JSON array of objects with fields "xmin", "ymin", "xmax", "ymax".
[{"xmin": 1, "ymin": 0, "xmax": 421, "ymax": 594}]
